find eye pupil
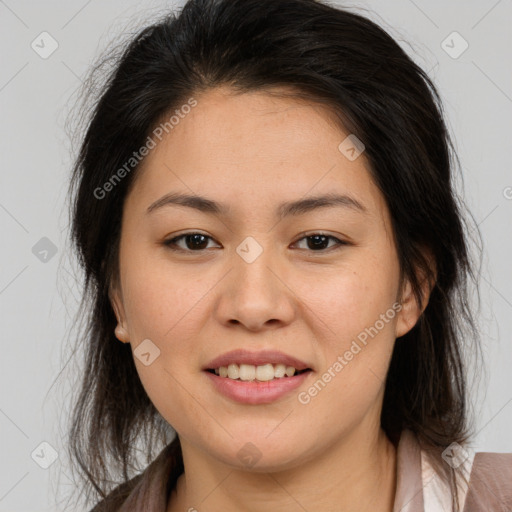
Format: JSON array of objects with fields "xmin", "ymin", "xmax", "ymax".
[
  {"xmin": 186, "ymin": 234, "xmax": 208, "ymax": 250},
  {"xmin": 308, "ymin": 235, "xmax": 329, "ymax": 250}
]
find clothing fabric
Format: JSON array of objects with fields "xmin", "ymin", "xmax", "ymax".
[
  {"xmin": 91, "ymin": 429, "xmax": 512, "ymax": 511},
  {"xmin": 393, "ymin": 430, "xmax": 512, "ymax": 511}
]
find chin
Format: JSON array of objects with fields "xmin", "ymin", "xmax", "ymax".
[{"xmin": 204, "ymin": 435, "xmax": 310, "ymax": 473}]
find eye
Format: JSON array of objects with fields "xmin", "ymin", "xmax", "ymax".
[
  {"xmin": 163, "ymin": 232, "xmax": 347, "ymax": 253},
  {"xmin": 292, "ymin": 233, "xmax": 347, "ymax": 252},
  {"xmin": 163, "ymin": 232, "xmax": 220, "ymax": 252}
]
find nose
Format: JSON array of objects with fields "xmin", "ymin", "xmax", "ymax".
[{"xmin": 215, "ymin": 242, "xmax": 296, "ymax": 332}]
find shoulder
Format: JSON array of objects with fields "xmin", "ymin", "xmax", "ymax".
[
  {"xmin": 464, "ymin": 451, "xmax": 512, "ymax": 510},
  {"xmin": 414, "ymin": 432, "xmax": 512, "ymax": 512}
]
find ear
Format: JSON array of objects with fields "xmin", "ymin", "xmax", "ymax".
[
  {"xmin": 109, "ymin": 282, "xmax": 130, "ymax": 343},
  {"xmin": 395, "ymin": 249, "xmax": 437, "ymax": 339}
]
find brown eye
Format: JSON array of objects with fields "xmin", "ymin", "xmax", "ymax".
[
  {"xmin": 163, "ymin": 232, "xmax": 347, "ymax": 254},
  {"xmin": 293, "ymin": 234, "xmax": 346, "ymax": 252},
  {"xmin": 164, "ymin": 233, "xmax": 219, "ymax": 251}
]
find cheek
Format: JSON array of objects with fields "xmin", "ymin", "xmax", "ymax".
[
  {"xmin": 120, "ymin": 261, "xmax": 208, "ymax": 424},
  {"xmin": 301, "ymin": 252, "xmax": 399, "ymax": 403},
  {"xmin": 120, "ymin": 252, "xmax": 211, "ymax": 341},
  {"xmin": 306, "ymin": 256, "xmax": 399, "ymax": 339},
  {"xmin": 297, "ymin": 270, "xmax": 398, "ymax": 425}
]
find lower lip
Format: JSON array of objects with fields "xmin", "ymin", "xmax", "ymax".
[{"xmin": 204, "ymin": 370, "xmax": 312, "ymax": 404}]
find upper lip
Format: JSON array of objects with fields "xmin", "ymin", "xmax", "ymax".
[{"xmin": 204, "ymin": 349, "xmax": 312, "ymax": 371}]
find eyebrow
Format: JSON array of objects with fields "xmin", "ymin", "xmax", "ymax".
[{"xmin": 146, "ymin": 191, "xmax": 368, "ymax": 218}]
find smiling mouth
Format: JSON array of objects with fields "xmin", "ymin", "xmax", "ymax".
[{"xmin": 206, "ymin": 363, "xmax": 312, "ymax": 382}]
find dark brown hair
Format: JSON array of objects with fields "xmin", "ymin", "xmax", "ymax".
[{"xmin": 64, "ymin": 0, "xmax": 483, "ymax": 510}]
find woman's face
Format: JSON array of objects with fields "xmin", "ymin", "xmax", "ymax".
[{"xmin": 111, "ymin": 86, "xmax": 423, "ymax": 471}]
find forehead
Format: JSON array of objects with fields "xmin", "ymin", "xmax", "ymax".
[{"xmin": 125, "ymin": 86, "xmax": 386, "ymax": 220}]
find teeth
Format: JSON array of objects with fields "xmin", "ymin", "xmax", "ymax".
[
  {"xmin": 239, "ymin": 364, "xmax": 256, "ymax": 381},
  {"xmin": 213, "ymin": 363, "xmax": 301, "ymax": 381},
  {"xmin": 256, "ymin": 363, "xmax": 274, "ymax": 381},
  {"xmin": 285, "ymin": 366, "xmax": 296, "ymax": 377},
  {"xmin": 227, "ymin": 364, "xmax": 239, "ymax": 379},
  {"xmin": 274, "ymin": 364, "xmax": 286, "ymax": 378}
]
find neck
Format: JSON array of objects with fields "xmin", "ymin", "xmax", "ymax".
[{"xmin": 168, "ymin": 426, "xmax": 397, "ymax": 512}]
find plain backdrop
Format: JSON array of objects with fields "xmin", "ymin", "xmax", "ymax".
[{"xmin": 0, "ymin": 0, "xmax": 511, "ymax": 510}]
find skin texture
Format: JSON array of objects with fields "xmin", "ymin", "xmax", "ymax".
[{"xmin": 110, "ymin": 86, "xmax": 430, "ymax": 512}]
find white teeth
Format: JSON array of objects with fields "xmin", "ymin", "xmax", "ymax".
[
  {"xmin": 239, "ymin": 364, "xmax": 256, "ymax": 381},
  {"xmin": 274, "ymin": 364, "xmax": 286, "ymax": 378},
  {"xmin": 213, "ymin": 363, "xmax": 304, "ymax": 381},
  {"xmin": 255, "ymin": 363, "xmax": 274, "ymax": 381},
  {"xmin": 227, "ymin": 364, "xmax": 239, "ymax": 379},
  {"xmin": 285, "ymin": 366, "xmax": 296, "ymax": 377}
]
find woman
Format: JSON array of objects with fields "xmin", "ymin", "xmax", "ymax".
[{"xmin": 66, "ymin": 0, "xmax": 512, "ymax": 511}]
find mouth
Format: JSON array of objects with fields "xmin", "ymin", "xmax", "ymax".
[
  {"xmin": 203, "ymin": 365, "xmax": 313, "ymax": 405},
  {"xmin": 205, "ymin": 363, "xmax": 312, "ymax": 382},
  {"xmin": 202, "ymin": 349, "xmax": 314, "ymax": 403}
]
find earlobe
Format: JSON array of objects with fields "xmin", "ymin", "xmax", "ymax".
[
  {"xmin": 109, "ymin": 285, "xmax": 130, "ymax": 344},
  {"xmin": 114, "ymin": 323, "xmax": 130, "ymax": 343},
  {"xmin": 395, "ymin": 266, "xmax": 436, "ymax": 339},
  {"xmin": 395, "ymin": 247, "xmax": 437, "ymax": 339},
  {"xmin": 394, "ymin": 280, "xmax": 419, "ymax": 338}
]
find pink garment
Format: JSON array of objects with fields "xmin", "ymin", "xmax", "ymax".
[{"xmin": 91, "ymin": 429, "xmax": 512, "ymax": 511}]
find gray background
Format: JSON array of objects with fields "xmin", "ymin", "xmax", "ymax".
[{"xmin": 0, "ymin": 0, "xmax": 511, "ymax": 510}]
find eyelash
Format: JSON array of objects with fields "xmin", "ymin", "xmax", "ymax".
[{"xmin": 163, "ymin": 232, "xmax": 348, "ymax": 253}]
